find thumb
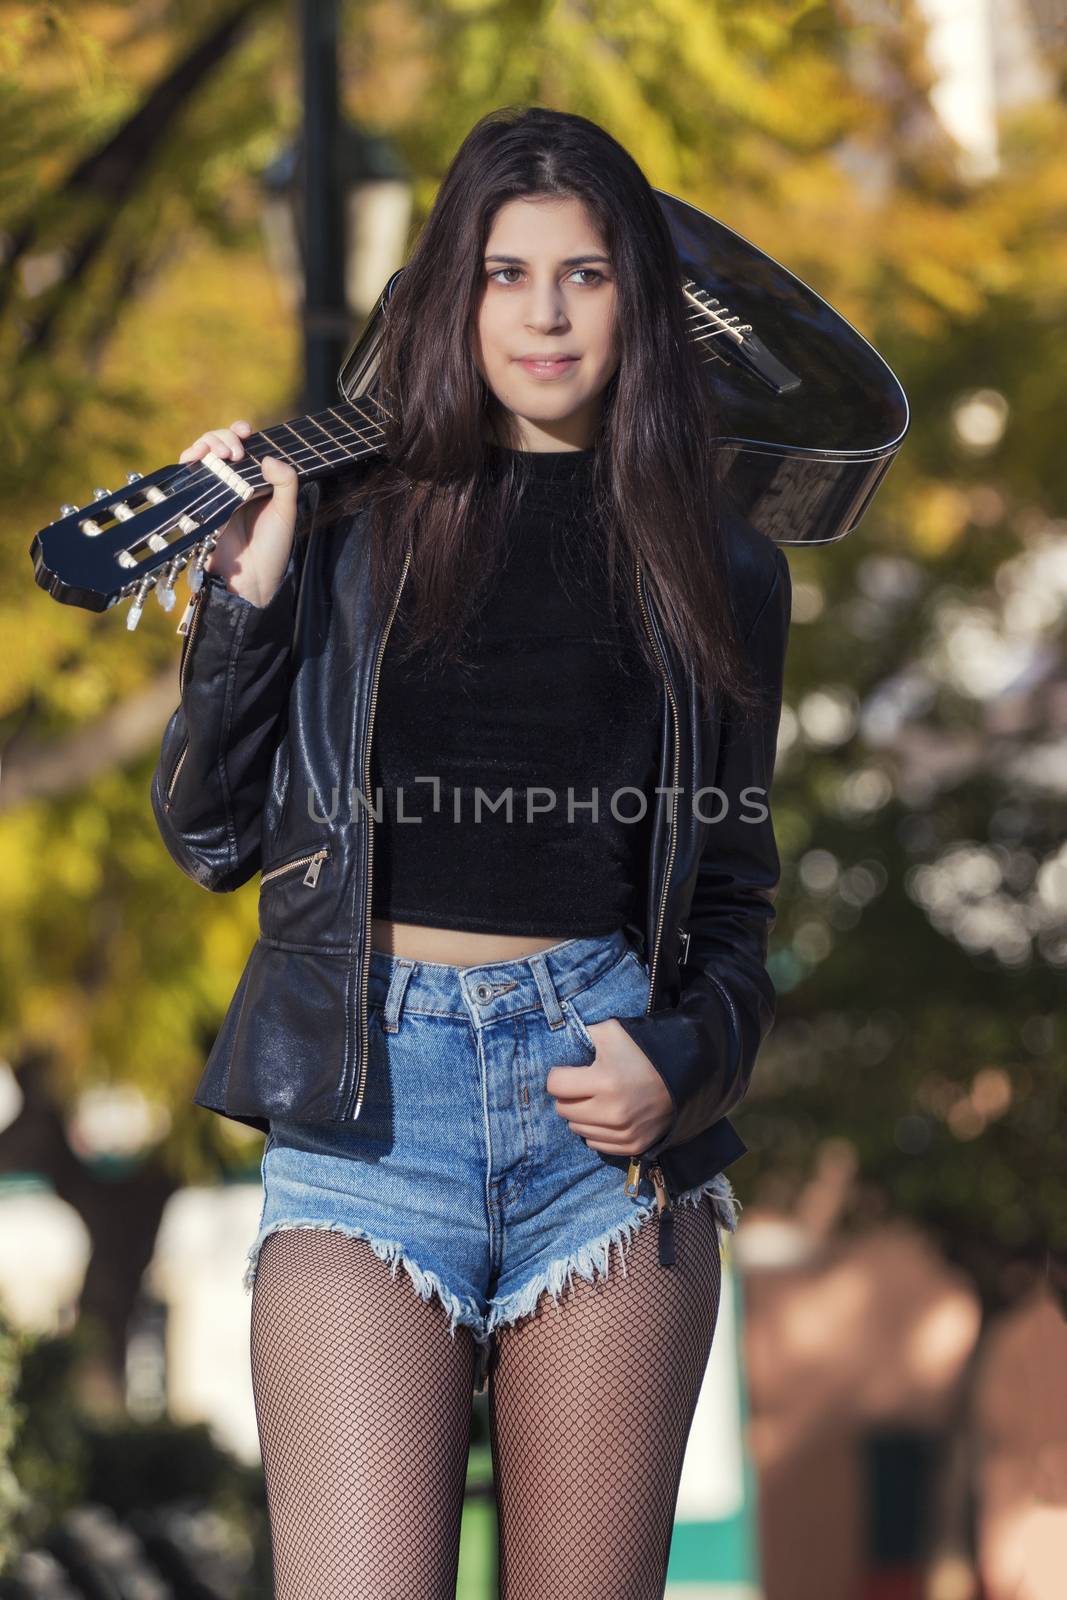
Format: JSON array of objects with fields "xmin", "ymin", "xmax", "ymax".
[{"xmin": 261, "ymin": 453, "xmax": 299, "ymax": 506}]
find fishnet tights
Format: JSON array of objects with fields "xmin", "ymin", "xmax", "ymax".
[{"xmin": 249, "ymin": 1195, "xmax": 722, "ymax": 1599}]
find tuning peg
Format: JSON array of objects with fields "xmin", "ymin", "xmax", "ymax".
[
  {"xmin": 185, "ymin": 536, "xmax": 218, "ymax": 595},
  {"xmin": 93, "ymin": 487, "xmax": 110, "ymax": 499},
  {"xmin": 156, "ymin": 553, "xmax": 187, "ymax": 611},
  {"xmin": 126, "ymin": 471, "xmax": 143, "ymax": 483},
  {"xmin": 59, "ymin": 503, "xmax": 78, "ymax": 517},
  {"xmin": 126, "ymin": 575, "xmax": 156, "ymax": 632}
]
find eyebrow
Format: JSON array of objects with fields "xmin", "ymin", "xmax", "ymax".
[{"xmin": 484, "ymin": 253, "xmax": 612, "ymax": 266}]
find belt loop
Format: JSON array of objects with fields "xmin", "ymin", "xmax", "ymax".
[
  {"xmin": 381, "ymin": 960, "xmax": 416, "ymax": 1033},
  {"xmin": 526, "ymin": 950, "xmax": 565, "ymax": 1029}
]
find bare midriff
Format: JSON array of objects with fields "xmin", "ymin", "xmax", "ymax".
[{"xmin": 370, "ymin": 918, "xmax": 571, "ymax": 970}]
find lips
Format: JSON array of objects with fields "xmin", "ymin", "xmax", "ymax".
[{"xmin": 516, "ymin": 356, "xmax": 579, "ymax": 378}]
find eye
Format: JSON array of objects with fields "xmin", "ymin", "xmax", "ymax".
[{"xmin": 485, "ymin": 267, "xmax": 608, "ymax": 286}]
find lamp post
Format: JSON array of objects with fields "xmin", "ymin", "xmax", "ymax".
[{"xmin": 259, "ymin": 37, "xmax": 411, "ymax": 411}]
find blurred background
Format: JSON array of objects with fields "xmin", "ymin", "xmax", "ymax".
[{"xmin": 1, "ymin": 0, "xmax": 1066, "ymax": 1595}]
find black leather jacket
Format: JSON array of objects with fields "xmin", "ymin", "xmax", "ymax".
[{"xmin": 150, "ymin": 461, "xmax": 792, "ymax": 1232}]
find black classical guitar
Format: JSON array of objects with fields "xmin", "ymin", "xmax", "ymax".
[{"xmin": 30, "ymin": 187, "xmax": 908, "ymax": 630}]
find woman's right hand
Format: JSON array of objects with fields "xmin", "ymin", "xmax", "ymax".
[{"xmin": 179, "ymin": 421, "xmax": 300, "ymax": 608}]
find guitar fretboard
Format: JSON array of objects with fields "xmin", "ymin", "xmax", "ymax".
[{"xmin": 234, "ymin": 394, "xmax": 390, "ymax": 491}]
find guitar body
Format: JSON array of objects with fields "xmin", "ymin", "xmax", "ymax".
[
  {"xmin": 655, "ymin": 190, "xmax": 909, "ymax": 547},
  {"xmin": 31, "ymin": 188, "xmax": 908, "ymax": 621}
]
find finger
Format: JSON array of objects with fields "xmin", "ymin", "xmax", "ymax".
[
  {"xmin": 261, "ymin": 454, "xmax": 300, "ymax": 507},
  {"xmin": 551, "ymin": 1099, "xmax": 601, "ymax": 1128},
  {"xmin": 231, "ymin": 420, "xmax": 252, "ymax": 433},
  {"xmin": 180, "ymin": 432, "xmax": 229, "ymax": 464},
  {"xmin": 215, "ymin": 428, "xmax": 245, "ymax": 460},
  {"xmin": 551, "ymin": 1091, "xmax": 603, "ymax": 1117},
  {"xmin": 546, "ymin": 1065, "xmax": 604, "ymax": 1095},
  {"xmin": 565, "ymin": 1119, "xmax": 627, "ymax": 1140}
]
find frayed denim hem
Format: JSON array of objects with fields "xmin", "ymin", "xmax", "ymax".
[
  {"xmin": 483, "ymin": 1168, "xmax": 742, "ymax": 1338},
  {"xmin": 700, "ymin": 1168, "xmax": 742, "ymax": 1235},
  {"xmin": 242, "ymin": 1219, "xmax": 493, "ymax": 1350},
  {"xmin": 241, "ymin": 1172, "xmax": 743, "ymax": 1355}
]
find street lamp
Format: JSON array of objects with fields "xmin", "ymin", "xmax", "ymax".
[{"xmin": 259, "ymin": 123, "xmax": 412, "ymax": 406}]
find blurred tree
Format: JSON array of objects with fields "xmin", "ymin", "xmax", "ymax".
[{"xmin": 0, "ymin": 0, "xmax": 309, "ymax": 1413}]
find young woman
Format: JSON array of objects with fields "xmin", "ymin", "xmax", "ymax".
[{"xmin": 159, "ymin": 105, "xmax": 791, "ymax": 1599}]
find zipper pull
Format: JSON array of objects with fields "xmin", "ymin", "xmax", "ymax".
[
  {"xmin": 650, "ymin": 1165, "xmax": 676, "ymax": 1267},
  {"xmin": 303, "ymin": 850, "xmax": 327, "ymax": 887},
  {"xmin": 176, "ymin": 595, "xmax": 198, "ymax": 636},
  {"xmin": 626, "ymin": 1157, "xmax": 643, "ymax": 1199}
]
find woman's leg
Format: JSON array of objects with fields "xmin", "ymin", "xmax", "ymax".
[
  {"xmin": 488, "ymin": 1193, "xmax": 723, "ymax": 1600},
  {"xmin": 250, "ymin": 1226, "xmax": 478, "ymax": 1599}
]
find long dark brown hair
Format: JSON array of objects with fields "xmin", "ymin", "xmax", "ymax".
[{"xmin": 321, "ymin": 104, "xmax": 760, "ymax": 718}]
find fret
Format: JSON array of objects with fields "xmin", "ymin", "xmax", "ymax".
[
  {"xmin": 259, "ymin": 423, "xmax": 308, "ymax": 467},
  {"xmin": 326, "ymin": 403, "xmax": 386, "ymax": 455},
  {"xmin": 283, "ymin": 414, "xmax": 341, "ymax": 464}
]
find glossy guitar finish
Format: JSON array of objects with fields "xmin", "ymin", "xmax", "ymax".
[
  {"xmin": 29, "ymin": 188, "xmax": 908, "ymax": 625},
  {"xmin": 654, "ymin": 189, "xmax": 909, "ymax": 547}
]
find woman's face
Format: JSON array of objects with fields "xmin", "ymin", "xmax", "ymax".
[{"xmin": 472, "ymin": 194, "xmax": 619, "ymax": 452}]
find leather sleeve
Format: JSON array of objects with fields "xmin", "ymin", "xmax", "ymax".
[
  {"xmin": 617, "ymin": 542, "xmax": 792, "ymax": 1155},
  {"xmin": 149, "ymin": 481, "xmax": 319, "ymax": 894}
]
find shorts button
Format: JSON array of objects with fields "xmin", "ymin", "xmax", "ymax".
[{"xmin": 475, "ymin": 982, "xmax": 493, "ymax": 1003}]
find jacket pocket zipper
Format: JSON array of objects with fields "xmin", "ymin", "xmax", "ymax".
[
  {"xmin": 164, "ymin": 739, "xmax": 189, "ymax": 810},
  {"xmin": 260, "ymin": 846, "xmax": 331, "ymax": 888}
]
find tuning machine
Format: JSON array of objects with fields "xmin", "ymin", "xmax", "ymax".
[{"xmin": 126, "ymin": 575, "xmax": 156, "ymax": 632}]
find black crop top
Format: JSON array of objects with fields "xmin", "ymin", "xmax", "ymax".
[{"xmin": 369, "ymin": 443, "xmax": 663, "ymax": 936}]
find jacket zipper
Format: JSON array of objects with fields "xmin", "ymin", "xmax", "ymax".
[
  {"xmin": 633, "ymin": 549, "xmax": 680, "ymax": 1013},
  {"xmin": 261, "ymin": 846, "xmax": 331, "ymax": 888},
  {"xmin": 626, "ymin": 550, "xmax": 681, "ymax": 1244},
  {"xmin": 649, "ymin": 1163, "xmax": 676, "ymax": 1267},
  {"xmin": 164, "ymin": 585, "xmax": 206, "ymax": 809},
  {"xmin": 347, "ymin": 541, "xmax": 414, "ymax": 1121}
]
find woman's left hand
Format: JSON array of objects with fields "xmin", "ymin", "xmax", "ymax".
[{"xmin": 546, "ymin": 1020, "xmax": 674, "ymax": 1155}]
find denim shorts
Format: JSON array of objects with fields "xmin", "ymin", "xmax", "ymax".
[{"xmin": 243, "ymin": 927, "xmax": 740, "ymax": 1384}]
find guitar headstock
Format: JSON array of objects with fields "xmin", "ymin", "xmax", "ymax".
[
  {"xmin": 29, "ymin": 454, "xmax": 258, "ymax": 632},
  {"xmin": 28, "ymin": 389, "xmax": 390, "ymax": 632}
]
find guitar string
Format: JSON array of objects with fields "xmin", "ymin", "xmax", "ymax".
[
  {"xmin": 113, "ymin": 304, "xmax": 728, "ymax": 589},
  {"xmin": 140, "ymin": 302, "xmax": 723, "ymax": 543},
  {"xmin": 121, "ymin": 399, "xmax": 389, "ymax": 584}
]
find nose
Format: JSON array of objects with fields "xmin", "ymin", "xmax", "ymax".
[{"xmin": 525, "ymin": 278, "xmax": 569, "ymax": 333}]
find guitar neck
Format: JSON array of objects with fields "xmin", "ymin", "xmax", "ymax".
[{"xmin": 237, "ymin": 394, "xmax": 389, "ymax": 490}]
